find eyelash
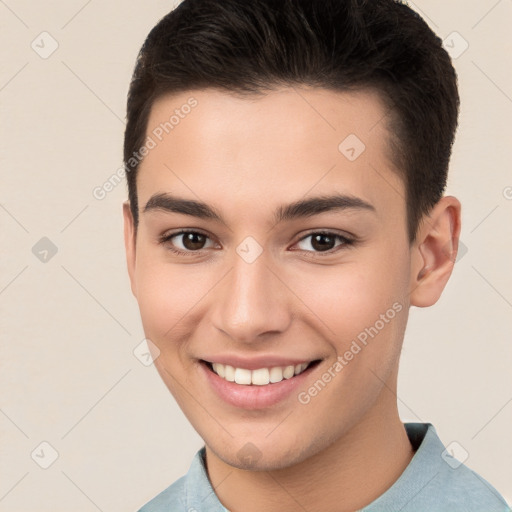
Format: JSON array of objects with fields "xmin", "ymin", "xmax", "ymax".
[{"xmin": 158, "ymin": 229, "xmax": 355, "ymax": 258}]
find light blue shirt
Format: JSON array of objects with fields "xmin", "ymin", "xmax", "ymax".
[{"xmin": 138, "ymin": 423, "xmax": 510, "ymax": 511}]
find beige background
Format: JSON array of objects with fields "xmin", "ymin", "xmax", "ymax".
[{"xmin": 1, "ymin": 1, "xmax": 511, "ymax": 510}]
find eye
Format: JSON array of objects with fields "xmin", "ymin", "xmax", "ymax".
[
  {"xmin": 159, "ymin": 229, "xmax": 355, "ymax": 257},
  {"xmin": 159, "ymin": 230, "xmax": 217, "ymax": 255},
  {"xmin": 294, "ymin": 231, "xmax": 354, "ymax": 254}
]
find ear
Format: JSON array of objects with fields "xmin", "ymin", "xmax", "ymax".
[
  {"xmin": 123, "ymin": 200, "xmax": 138, "ymax": 298},
  {"xmin": 409, "ymin": 196, "xmax": 462, "ymax": 307}
]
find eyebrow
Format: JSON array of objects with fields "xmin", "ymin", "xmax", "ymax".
[{"xmin": 143, "ymin": 192, "xmax": 376, "ymax": 224}]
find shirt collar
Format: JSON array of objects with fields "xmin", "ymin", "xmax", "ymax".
[
  {"xmin": 360, "ymin": 422, "xmax": 444, "ymax": 511},
  {"xmin": 183, "ymin": 447, "xmax": 230, "ymax": 511}
]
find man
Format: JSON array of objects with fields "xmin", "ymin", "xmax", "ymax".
[{"xmin": 122, "ymin": 0, "xmax": 511, "ymax": 510}]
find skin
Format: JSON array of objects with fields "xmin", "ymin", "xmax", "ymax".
[{"xmin": 123, "ymin": 87, "xmax": 461, "ymax": 511}]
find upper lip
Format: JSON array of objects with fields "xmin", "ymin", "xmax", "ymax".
[{"xmin": 201, "ymin": 354, "xmax": 321, "ymax": 370}]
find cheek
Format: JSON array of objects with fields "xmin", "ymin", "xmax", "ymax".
[
  {"xmin": 288, "ymin": 249, "xmax": 411, "ymax": 398},
  {"xmin": 134, "ymin": 251, "xmax": 206, "ymax": 337},
  {"xmin": 134, "ymin": 257, "xmax": 208, "ymax": 397},
  {"xmin": 292, "ymin": 258, "xmax": 408, "ymax": 339},
  {"xmin": 290, "ymin": 261, "xmax": 409, "ymax": 422}
]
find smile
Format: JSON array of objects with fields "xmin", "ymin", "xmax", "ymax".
[
  {"xmin": 207, "ymin": 361, "xmax": 314, "ymax": 385},
  {"xmin": 200, "ymin": 358, "xmax": 322, "ymax": 409}
]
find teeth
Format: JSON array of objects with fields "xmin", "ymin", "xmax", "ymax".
[
  {"xmin": 212, "ymin": 362, "xmax": 225, "ymax": 378},
  {"xmin": 209, "ymin": 361, "xmax": 311, "ymax": 385},
  {"xmin": 269, "ymin": 366, "xmax": 283, "ymax": 383},
  {"xmin": 283, "ymin": 365, "xmax": 295, "ymax": 379},
  {"xmin": 224, "ymin": 364, "xmax": 235, "ymax": 382},
  {"xmin": 251, "ymin": 368, "xmax": 270, "ymax": 386},
  {"xmin": 234, "ymin": 368, "xmax": 252, "ymax": 385}
]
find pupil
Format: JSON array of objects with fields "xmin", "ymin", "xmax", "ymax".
[
  {"xmin": 184, "ymin": 233, "xmax": 205, "ymax": 250},
  {"xmin": 311, "ymin": 234, "xmax": 335, "ymax": 252}
]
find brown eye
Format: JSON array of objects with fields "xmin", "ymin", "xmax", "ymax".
[
  {"xmin": 181, "ymin": 232, "xmax": 207, "ymax": 250},
  {"xmin": 159, "ymin": 230, "xmax": 216, "ymax": 254},
  {"xmin": 295, "ymin": 232, "xmax": 353, "ymax": 254},
  {"xmin": 310, "ymin": 234, "xmax": 336, "ymax": 252}
]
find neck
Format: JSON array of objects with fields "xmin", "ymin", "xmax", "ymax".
[{"xmin": 205, "ymin": 371, "xmax": 415, "ymax": 512}]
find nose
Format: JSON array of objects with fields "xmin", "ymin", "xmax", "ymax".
[{"xmin": 209, "ymin": 253, "xmax": 292, "ymax": 344}]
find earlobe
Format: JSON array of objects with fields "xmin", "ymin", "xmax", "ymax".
[
  {"xmin": 122, "ymin": 200, "xmax": 138, "ymax": 298},
  {"xmin": 410, "ymin": 196, "xmax": 462, "ymax": 307}
]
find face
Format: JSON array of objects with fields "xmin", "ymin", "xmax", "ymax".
[{"xmin": 124, "ymin": 87, "xmax": 415, "ymax": 470}]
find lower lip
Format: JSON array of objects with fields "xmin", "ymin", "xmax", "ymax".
[{"xmin": 200, "ymin": 362, "xmax": 317, "ymax": 410}]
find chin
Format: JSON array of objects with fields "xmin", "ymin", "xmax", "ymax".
[
  {"xmin": 216, "ymin": 446, "xmax": 304, "ymax": 472},
  {"xmin": 207, "ymin": 431, "xmax": 325, "ymax": 472}
]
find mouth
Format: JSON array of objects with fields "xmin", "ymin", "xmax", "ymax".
[
  {"xmin": 199, "ymin": 357, "xmax": 323, "ymax": 409},
  {"xmin": 201, "ymin": 359, "xmax": 322, "ymax": 386}
]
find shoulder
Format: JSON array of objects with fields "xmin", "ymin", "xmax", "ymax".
[
  {"xmin": 420, "ymin": 424, "xmax": 510, "ymax": 511},
  {"xmin": 413, "ymin": 423, "xmax": 509, "ymax": 510},
  {"xmin": 137, "ymin": 475, "xmax": 187, "ymax": 512},
  {"xmin": 425, "ymin": 462, "xmax": 510, "ymax": 511},
  {"xmin": 363, "ymin": 423, "xmax": 510, "ymax": 512}
]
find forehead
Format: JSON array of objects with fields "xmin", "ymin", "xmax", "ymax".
[{"xmin": 137, "ymin": 87, "xmax": 404, "ymax": 222}]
